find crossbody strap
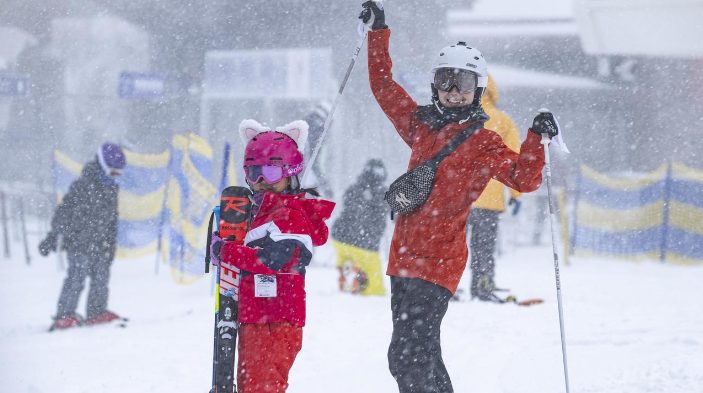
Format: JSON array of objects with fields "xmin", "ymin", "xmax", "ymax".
[{"xmin": 427, "ymin": 121, "xmax": 485, "ymax": 168}]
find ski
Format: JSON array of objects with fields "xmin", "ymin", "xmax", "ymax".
[
  {"xmin": 115, "ymin": 317, "xmax": 129, "ymax": 328},
  {"xmin": 91, "ymin": 316, "xmax": 129, "ymax": 328},
  {"xmin": 48, "ymin": 316, "xmax": 129, "ymax": 332},
  {"xmin": 504, "ymin": 295, "xmax": 544, "ymax": 306},
  {"xmin": 48, "ymin": 321, "xmax": 81, "ymax": 333},
  {"xmin": 85, "ymin": 314, "xmax": 130, "ymax": 328},
  {"xmin": 451, "ymin": 289, "xmax": 544, "ymax": 306},
  {"xmin": 207, "ymin": 186, "xmax": 252, "ymax": 393}
]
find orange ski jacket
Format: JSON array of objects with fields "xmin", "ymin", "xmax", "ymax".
[{"xmin": 368, "ymin": 29, "xmax": 545, "ymax": 293}]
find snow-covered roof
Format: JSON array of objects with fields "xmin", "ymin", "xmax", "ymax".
[
  {"xmin": 454, "ymin": 0, "xmax": 574, "ymax": 21},
  {"xmin": 446, "ymin": 0, "xmax": 576, "ymax": 37},
  {"xmin": 490, "ymin": 64, "xmax": 608, "ymax": 89},
  {"xmin": 446, "ymin": 20, "xmax": 577, "ymax": 37},
  {"xmin": 575, "ymin": 0, "xmax": 703, "ymax": 58}
]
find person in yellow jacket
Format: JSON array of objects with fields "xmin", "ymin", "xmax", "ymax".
[
  {"xmin": 331, "ymin": 159, "xmax": 389, "ymax": 295},
  {"xmin": 469, "ymin": 75, "xmax": 522, "ymax": 302}
]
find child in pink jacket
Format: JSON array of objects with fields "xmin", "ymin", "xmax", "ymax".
[{"xmin": 217, "ymin": 119, "xmax": 334, "ymax": 393}]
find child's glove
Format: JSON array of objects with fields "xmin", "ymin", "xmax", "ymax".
[
  {"xmin": 221, "ymin": 242, "xmax": 279, "ymax": 275},
  {"xmin": 38, "ymin": 232, "xmax": 57, "ymax": 257},
  {"xmin": 359, "ymin": 1, "xmax": 387, "ymax": 30},
  {"xmin": 210, "ymin": 233, "xmax": 223, "ymax": 266}
]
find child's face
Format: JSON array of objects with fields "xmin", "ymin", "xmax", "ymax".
[{"xmin": 250, "ymin": 177, "xmax": 290, "ymax": 194}]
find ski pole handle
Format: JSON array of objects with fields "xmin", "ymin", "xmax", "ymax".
[
  {"xmin": 214, "ymin": 205, "xmax": 221, "ymax": 232},
  {"xmin": 204, "ymin": 206, "xmax": 222, "ymax": 274},
  {"xmin": 301, "ymin": 23, "xmax": 369, "ymax": 186}
]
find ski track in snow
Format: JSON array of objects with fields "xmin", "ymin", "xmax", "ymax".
[{"xmin": 1, "ymin": 239, "xmax": 702, "ymax": 393}]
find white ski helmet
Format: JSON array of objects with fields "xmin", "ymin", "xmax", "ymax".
[{"xmin": 432, "ymin": 42, "xmax": 488, "ymax": 105}]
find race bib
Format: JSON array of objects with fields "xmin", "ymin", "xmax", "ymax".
[{"xmin": 254, "ymin": 274, "xmax": 277, "ymax": 297}]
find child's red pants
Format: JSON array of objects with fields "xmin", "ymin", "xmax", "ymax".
[{"xmin": 237, "ymin": 322, "xmax": 303, "ymax": 393}]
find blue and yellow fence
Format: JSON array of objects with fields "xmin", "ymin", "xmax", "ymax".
[
  {"xmin": 164, "ymin": 134, "xmax": 217, "ymax": 282},
  {"xmin": 571, "ymin": 162, "xmax": 703, "ymax": 265},
  {"xmin": 52, "ymin": 135, "xmax": 239, "ymax": 281}
]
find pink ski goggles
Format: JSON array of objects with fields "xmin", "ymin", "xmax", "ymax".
[{"xmin": 245, "ymin": 164, "xmax": 304, "ymax": 184}]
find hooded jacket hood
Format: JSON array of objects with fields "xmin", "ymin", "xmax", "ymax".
[
  {"xmin": 257, "ymin": 192, "xmax": 335, "ymax": 246},
  {"xmin": 483, "ymin": 74, "xmax": 499, "ymax": 107}
]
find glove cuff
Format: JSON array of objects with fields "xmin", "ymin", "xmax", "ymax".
[{"xmin": 372, "ymin": 21, "xmax": 388, "ymax": 30}]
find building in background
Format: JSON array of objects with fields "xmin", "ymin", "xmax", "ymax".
[
  {"xmin": 443, "ymin": 0, "xmax": 703, "ymax": 176},
  {"xmin": 1, "ymin": 0, "xmax": 700, "ymax": 197}
]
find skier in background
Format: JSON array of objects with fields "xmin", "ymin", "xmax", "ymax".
[
  {"xmin": 38, "ymin": 143, "xmax": 126, "ymax": 331},
  {"xmin": 212, "ymin": 119, "xmax": 335, "ymax": 393},
  {"xmin": 331, "ymin": 159, "xmax": 389, "ymax": 295},
  {"xmin": 468, "ymin": 75, "xmax": 522, "ymax": 302},
  {"xmin": 360, "ymin": 1, "xmax": 560, "ymax": 392}
]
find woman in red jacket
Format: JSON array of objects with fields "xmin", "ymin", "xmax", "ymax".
[
  {"xmin": 360, "ymin": 2, "xmax": 561, "ymax": 392},
  {"xmin": 216, "ymin": 119, "xmax": 335, "ymax": 393}
]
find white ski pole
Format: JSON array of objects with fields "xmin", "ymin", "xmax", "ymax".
[
  {"xmin": 540, "ymin": 109, "xmax": 571, "ymax": 393},
  {"xmin": 301, "ymin": 22, "xmax": 369, "ymax": 185}
]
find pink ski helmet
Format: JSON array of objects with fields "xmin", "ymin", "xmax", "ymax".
[{"xmin": 239, "ymin": 119, "xmax": 309, "ymax": 182}]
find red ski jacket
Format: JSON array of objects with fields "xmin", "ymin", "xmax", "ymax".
[
  {"xmin": 221, "ymin": 192, "xmax": 334, "ymax": 326},
  {"xmin": 368, "ymin": 28, "xmax": 545, "ymax": 293}
]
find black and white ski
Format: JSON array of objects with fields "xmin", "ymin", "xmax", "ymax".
[{"xmin": 206, "ymin": 186, "xmax": 252, "ymax": 393}]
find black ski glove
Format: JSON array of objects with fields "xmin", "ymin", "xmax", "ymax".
[
  {"xmin": 38, "ymin": 232, "xmax": 57, "ymax": 257},
  {"xmin": 359, "ymin": 1, "xmax": 387, "ymax": 30},
  {"xmin": 530, "ymin": 111, "xmax": 559, "ymax": 139},
  {"xmin": 508, "ymin": 197, "xmax": 521, "ymax": 216}
]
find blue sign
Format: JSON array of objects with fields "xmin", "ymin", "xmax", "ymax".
[
  {"xmin": 203, "ymin": 48, "xmax": 332, "ymax": 99},
  {"xmin": 0, "ymin": 73, "xmax": 30, "ymax": 97},
  {"xmin": 118, "ymin": 71, "xmax": 165, "ymax": 99}
]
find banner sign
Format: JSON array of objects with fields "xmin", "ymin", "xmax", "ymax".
[
  {"xmin": 118, "ymin": 71, "xmax": 165, "ymax": 99},
  {"xmin": 0, "ymin": 73, "xmax": 30, "ymax": 97},
  {"xmin": 203, "ymin": 48, "xmax": 332, "ymax": 99}
]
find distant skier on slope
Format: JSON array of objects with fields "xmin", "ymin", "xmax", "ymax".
[
  {"xmin": 39, "ymin": 143, "xmax": 127, "ymax": 331},
  {"xmin": 359, "ymin": 1, "xmax": 561, "ymax": 391},
  {"xmin": 211, "ymin": 119, "xmax": 335, "ymax": 392},
  {"xmin": 331, "ymin": 159, "xmax": 389, "ymax": 295}
]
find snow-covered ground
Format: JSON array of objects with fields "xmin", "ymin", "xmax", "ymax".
[{"xmin": 1, "ymin": 238, "xmax": 702, "ymax": 393}]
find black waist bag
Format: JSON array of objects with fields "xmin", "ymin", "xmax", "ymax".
[{"xmin": 385, "ymin": 122, "xmax": 483, "ymax": 217}]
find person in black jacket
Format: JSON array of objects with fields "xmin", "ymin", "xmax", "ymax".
[
  {"xmin": 331, "ymin": 159, "xmax": 389, "ymax": 295},
  {"xmin": 39, "ymin": 143, "xmax": 126, "ymax": 330}
]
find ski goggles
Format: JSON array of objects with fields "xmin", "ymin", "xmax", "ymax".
[
  {"xmin": 433, "ymin": 68, "xmax": 478, "ymax": 94},
  {"xmin": 245, "ymin": 165, "xmax": 287, "ymax": 184}
]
